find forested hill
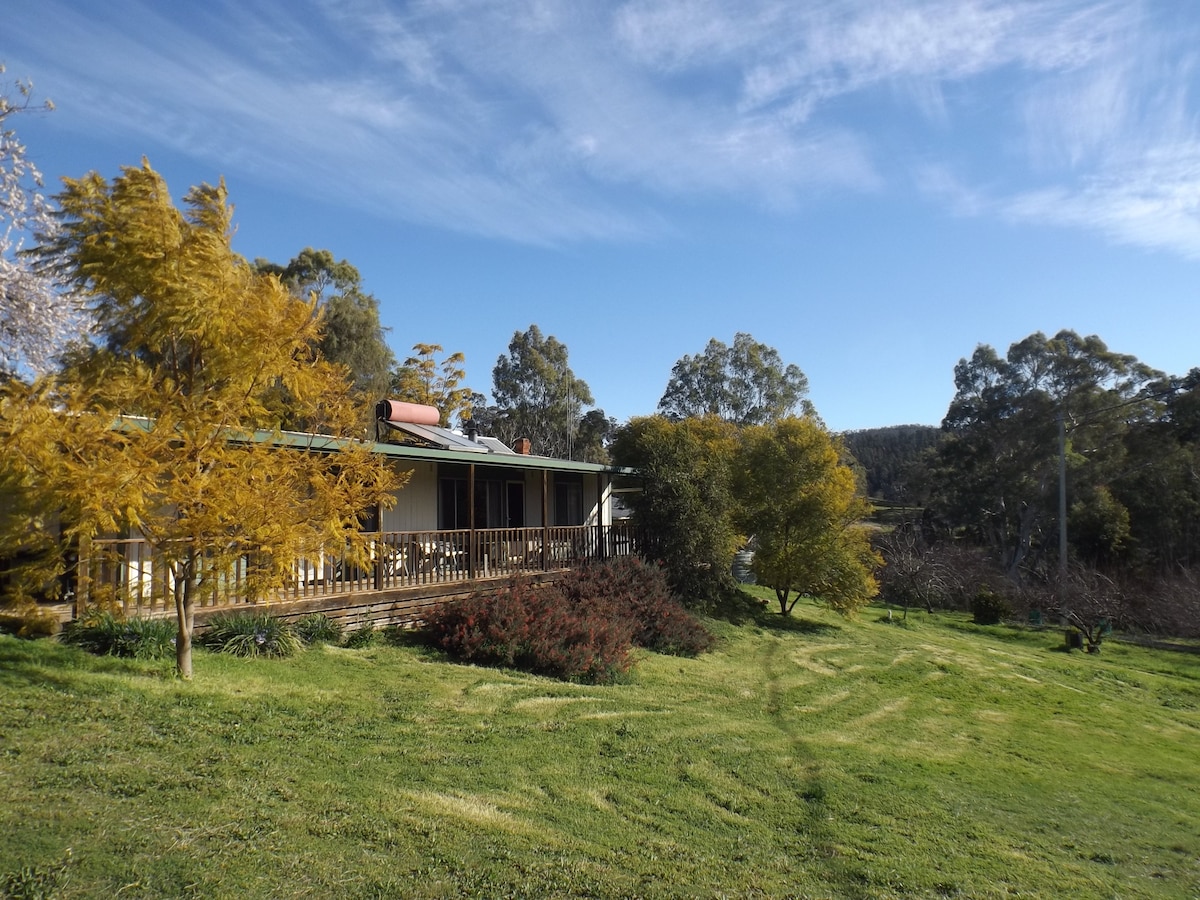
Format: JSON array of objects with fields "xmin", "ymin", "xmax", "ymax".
[{"xmin": 841, "ymin": 424, "xmax": 941, "ymax": 502}]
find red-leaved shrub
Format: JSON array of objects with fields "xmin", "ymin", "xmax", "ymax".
[
  {"xmin": 558, "ymin": 557, "xmax": 714, "ymax": 656},
  {"xmin": 426, "ymin": 559, "xmax": 714, "ymax": 682},
  {"xmin": 426, "ymin": 578, "xmax": 634, "ymax": 683}
]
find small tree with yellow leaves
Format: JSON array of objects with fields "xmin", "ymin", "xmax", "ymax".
[
  {"xmin": 390, "ymin": 343, "xmax": 473, "ymax": 426},
  {"xmin": 1, "ymin": 162, "xmax": 402, "ymax": 678},
  {"xmin": 735, "ymin": 416, "xmax": 880, "ymax": 616}
]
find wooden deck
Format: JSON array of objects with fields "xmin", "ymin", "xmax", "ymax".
[{"xmin": 72, "ymin": 524, "xmax": 641, "ymax": 628}]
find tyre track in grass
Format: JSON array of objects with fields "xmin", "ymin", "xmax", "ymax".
[{"xmin": 758, "ymin": 629, "xmax": 855, "ymax": 895}]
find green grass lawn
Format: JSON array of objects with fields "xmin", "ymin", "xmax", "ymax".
[{"xmin": 2, "ymin": 600, "xmax": 1198, "ymax": 899}]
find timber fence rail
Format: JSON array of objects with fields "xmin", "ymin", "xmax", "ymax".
[{"xmin": 78, "ymin": 523, "xmax": 643, "ymax": 618}]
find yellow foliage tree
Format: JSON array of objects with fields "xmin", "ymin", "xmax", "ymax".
[
  {"xmin": 0, "ymin": 162, "xmax": 403, "ymax": 677},
  {"xmin": 735, "ymin": 416, "xmax": 880, "ymax": 616},
  {"xmin": 389, "ymin": 343, "xmax": 472, "ymax": 426}
]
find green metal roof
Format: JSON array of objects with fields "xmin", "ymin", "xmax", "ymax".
[
  {"xmin": 368, "ymin": 435, "xmax": 631, "ymax": 474},
  {"xmin": 113, "ymin": 415, "xmax": 636, "ymax": 477},
  {"xmin": 271, "ymin": 424, "xmax": 631, "ymax": 475}
]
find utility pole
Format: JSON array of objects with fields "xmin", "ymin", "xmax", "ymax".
[{"xmin": 1058, "ymin": 408, "xmax": 1068, "ymax": 588}]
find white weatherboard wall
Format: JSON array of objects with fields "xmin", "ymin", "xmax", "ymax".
[
  {"xmin": 382, "ymin": 461, "xmax": 438, "ymax": 532},
  {"xmin": 376, "ymin": 461, "xmax": 614, "ymax": 532}
]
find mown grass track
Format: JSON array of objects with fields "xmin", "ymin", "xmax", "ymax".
[{"xmin": 2, "ymin": 601, "xmax": 1197, "ymax": 898}]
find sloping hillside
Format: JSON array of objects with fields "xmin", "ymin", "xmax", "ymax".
[{"xmin": 1, "ymin": 604, "xmax": 1197, "ymax": 898}]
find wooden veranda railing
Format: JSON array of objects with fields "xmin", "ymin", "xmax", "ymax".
[{"xmin": 77, "ymin": 524, "xmax": 642, "ymax": 617}]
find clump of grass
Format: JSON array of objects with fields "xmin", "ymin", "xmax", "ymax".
[
  {"xmin": 876, "ymin": 608, "xmax": 914, "ymax": 628},
  {"xmin": 201, "ymin": 612, "xmax": 302, "ymax": 658},
  {"xmin": 294, "ymin": 613, "xmax": 344, "ymax": 646},
  {"xmin": 61, "ymin": 611, "xmax": 176, "ymax": 660},
  {"xmin": 0, "ymin": 848, "xmax": 72, "ymax": 899}
]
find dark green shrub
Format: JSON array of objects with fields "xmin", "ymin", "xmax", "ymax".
[
  {"xmin": 427, "ymin": 579, "xmax": 634, "ymax": 684},
  {"xmin": 558, "ymin": 557, "xmax": 714, "ymax": 656},
  {"xmin": 294, "ymin": 613, "xmax": 344, "ymax": 645},
  {"xmin": 116, "ymin": 616, "xmax": 178, "ymax": 659},
  {"xmin": 343, "ymin": 622, "xmax": 378, "ymax": 648},
  {"xmin": 61, "ymin": 610, "xmax": 117, "ymax": 655},
  {"xmin": 62, "ymin": 611, "xmax": 176, "ymax": 660},
  {"xmin": 610, "ymin": 416, "xmax": 741, "ymax": 608},
  {"xmin": 201, "ymin": 612, "xmax": 302, "ymax": 658},
  {"xmin": 971, "ymin": 587, "xmax": 1011, "ymax": 626}
]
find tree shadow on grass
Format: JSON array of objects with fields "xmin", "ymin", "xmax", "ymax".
[
  {"xmin": 706, "ymin": 588, "xmax": 842, "ymax": 635},
  {"xmin": 379, "ymin": 624, "xmax": 452, "ymax": 664},
  {"xmin": 754, "ymin": 612, "xmax": 841, "ymax": 636},
  {"xmin": 0, "ymin": 634, "xmax": 170, "ymax": 690},
  {"xmin": 381, "ymin": 624, "xmax": 434, "ymax": 649},
  {"xmin": 708, "ymin": 587, "xmax": 771, "ymax": 625},
  {"xmin": 756, "ymin": 626, "xmax": 852, "ymax": 892}
]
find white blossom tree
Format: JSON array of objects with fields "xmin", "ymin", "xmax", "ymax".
[{"xmin": 0, "ymin": 65, "xmax": 83, "ymax": 379}]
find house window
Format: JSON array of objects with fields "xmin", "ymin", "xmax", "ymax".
[
  {"xmin": 476, "ymin": 479, "xmax": 503, "ymax": 529},
  {"xmin": 439, "ymin": 474, "xmax": 525, "ymax": 529},
  {"xmin": 506, "ymin": 481, "xmax": 525, "ymax": 528},
  {"xmin": 439, "ymin": 478, "xmax": 469, "ymax": 530},
  {"xmin": 554, "ymin": 476, "xmax": 584, "ymax": 526}
]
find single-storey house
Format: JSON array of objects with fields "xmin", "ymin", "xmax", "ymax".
[{"xmin": 75, "ymin": 401, "xmax": 642, "ymax": 629}]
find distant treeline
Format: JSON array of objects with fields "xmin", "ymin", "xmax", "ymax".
[
  {"xmin": 848, "ymin": 332, "xmax": 1200, "ymax": 600},
  {"xmin": 841, "ymin": 424, "xmax": 941, "ymax": 503}
]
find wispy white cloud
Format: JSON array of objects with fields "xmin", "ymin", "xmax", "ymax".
[
  {"xmin": 915, "ymin": 4, "xmax": 1200, "ymax": 257},
  {"xmin": 12, "ymin": 0, "xmax": 1200, "ymax": 254},
  {"xmin": 919, "ymin": 139, "xmax": 1200, "ymax": 260},
  {"xmin": 617, "ymin": 0, "xmax": 1126, "ymax": 118},
  {"xmin": 1004, "ymin": 144, "xmax": 1200, "ymax": 258}
]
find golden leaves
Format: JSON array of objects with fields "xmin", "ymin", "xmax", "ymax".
[{"xmin": 4, "ymin": 161, "xmax": 401, "ymax": 618}]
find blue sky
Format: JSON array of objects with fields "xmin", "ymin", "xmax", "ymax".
[{"xmin": 8, "ymin": 0, "xmax": 1200, "ymax": 431}]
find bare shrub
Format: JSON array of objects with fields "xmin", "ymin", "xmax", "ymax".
[{"xmin": 1130, "ymin": 568, "xmax": 1200, "ymax": 639}]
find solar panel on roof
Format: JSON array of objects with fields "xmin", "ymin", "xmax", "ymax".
[
  {"xmin": 476, "ymin": 436, "xmax": 515, "ymax": 454},
  {"xmin": 380, "ymin": 419, "xmax": 489, "ymax": 452}
]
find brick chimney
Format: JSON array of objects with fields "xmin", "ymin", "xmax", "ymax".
[{"xmin": 514, "ymin": 437, "xmax": 532, "ymax": 455}]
